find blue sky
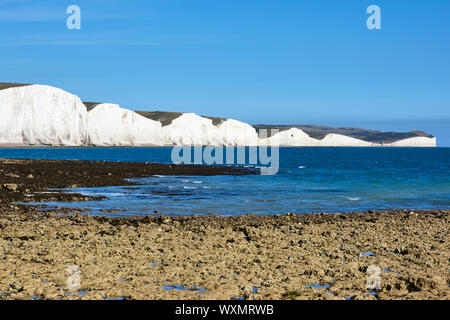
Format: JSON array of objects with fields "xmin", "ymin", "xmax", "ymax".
[{"xmin": 1, "ymin": 0, "xmax": 449, "ymax": 145}]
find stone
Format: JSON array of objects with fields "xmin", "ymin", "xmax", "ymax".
[
  {"xmin": 6, "ymin": 173, "xmax": 19, "ymax": 178},
  {"xmin": 2, "ymin": 183, "xmax": 18, "ymax": 191}
]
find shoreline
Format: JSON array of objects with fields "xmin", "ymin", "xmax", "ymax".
[
  {"xmin": 0, "ymin": 144, "xmax": 443, "ymax": 148},
  {"xmin": 0, "ymin": 158, "xmax": 255, "ymax": 205},
  {"xmin": 0, "ymin": 158, "xmax": 449, "ymax": 300}
]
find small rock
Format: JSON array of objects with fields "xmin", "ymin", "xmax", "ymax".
[
  {"xmin": 2, "ymin": 183, "xmax": 18, "ymax": 191},
  {"xmin": 261, "ymin": 280, "xmax": 272, "ymax": 287},
  {"xmin": 10, "ymin": 281, "xmax": 23, "ymax": 292},
  {"xmin": 241, "ymin": 286, "xmax": 252, "ymax": 293},
  {"xmin": 6, "ymin": 173, "xmax": 19, "ymax": 178}
]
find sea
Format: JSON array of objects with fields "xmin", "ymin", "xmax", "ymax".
[{"xmin": 1, "ymin": 147, "xmax": 449, "ymax": 217}]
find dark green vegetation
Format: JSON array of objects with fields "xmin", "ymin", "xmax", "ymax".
[
  {"xmin": 83, "ymin": 102, "xmax": 102, "ymax": 111},
  {"xmin": 135, "ymin": 111, "xmax": 184, "ymax": 126},
  {"xmin": 136, "ymin": 111, "xmax": 227, "ymax": 126},
  {"xmin": 0, "ymin": 82, "xmax": 31, "ymax": 91}
]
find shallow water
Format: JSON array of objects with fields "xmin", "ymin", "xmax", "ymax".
[
  {"xmin": 162, "ymin": 284, "xmax": 209, "ymax": 294},
  {"xmin": 305, "ymin": 283, "xmax": 331, "ymax": 289},
  {"xmin": 1, "ymin": 147, "xmax": 449, "ymax": 216}
]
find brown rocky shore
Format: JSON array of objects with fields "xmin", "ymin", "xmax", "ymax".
[{"xmin": 0, "ymin": 158, "xmax": 448, "ymax": 300}]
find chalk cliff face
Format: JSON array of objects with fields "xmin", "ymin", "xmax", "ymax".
[
  {"xmin": 317, "ymin": 134, "xmax": 375, "ymax": 147},
  {"xmin": 0, "ymin": 85, "xmax": 89, "ymax": 146},
  {"xmin": 258, "ymin": 130, "xmax": 382, "ymax": 146},
  {"xmin": 259, "ymin": 128, "xmax": 319, "ymax": 146},
  {"xmin": 218, "ymin": 119, "xmax": 259, "ymax": 146},
  {"xmin": 87, "ymin": 103, "xmax": 162, "ymax": 146},
  {"xmin": 384, "ymin": 136, "xmax": 437, "ymax": 147},
  {"xmin": 161, "ymin": 113, "xmax": 222, "ymax": 146},
  {"xmin": 0, "ymin": 84, "xmax": 437, "ymax": 147}
]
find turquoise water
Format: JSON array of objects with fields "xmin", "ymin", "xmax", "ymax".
[{"xmin": 1, "ymin": 147, "xmax": 449, "ymax": 216}]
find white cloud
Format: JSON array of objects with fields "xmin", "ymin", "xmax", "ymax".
[
  {"xmin": 0, "ymin": 7, "xmax": 64, "ymax": 22},
  {"xmin": 0, "ymin": 4, "xmax": 155, "ymax": 22},
  {"xmin": 0, "ymin": 32, "xmax": 202, "ymax": 47}
]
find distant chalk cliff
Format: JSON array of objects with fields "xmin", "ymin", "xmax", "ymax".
[{"xmin": 0, "ymin": 83, "xmax": 436, "ymax": 147}]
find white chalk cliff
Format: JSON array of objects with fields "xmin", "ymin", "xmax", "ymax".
[
  {"xmin": 384, "ymin": 136, "xmax": 437, "ymax": 147},
  {"xmin": 161, "ymin": 113, "xmax": 222, "ymax": 146},
  {"xmin": 317, "ymin": 134, "xmax": 375, "ymax": 147},
  {"xmin": 217, "ymin": 119, "xmax": 259, "ymax": 146},
  {"xmin": 0, "ymin": 84, "xmax": 437, "ymax": 147},
  {"xmin": 259, "ymin": 128, "xmax": 319, "ymax": 146},
  {"xmin": 88, "ymin": 103, "xmax": 162, "ymax": 146},
  {"xmin": 259, "ymin": 130, "xmax": 379, "ymax": 147},
  {"xmin": 0, "ymin": 84, "xmax": 89, "ymax": 146}
]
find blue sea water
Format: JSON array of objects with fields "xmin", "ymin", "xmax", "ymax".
[{"xmin": 1, "ymin": 147, "xmax": 449, "ymax": 216}]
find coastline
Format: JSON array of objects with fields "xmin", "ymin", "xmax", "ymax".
[
  {"xmin": 0, "ymin": 158, "xmax": 255, "ymax": 204},
  {"xmin": 0, "ymin": 158, "xmax": 449, "ymax": 300},
  {"xmin": 0, "ymin": 144, "xmax": 440, "ymax": 149}
]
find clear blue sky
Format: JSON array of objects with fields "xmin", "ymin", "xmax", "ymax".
[{"xmin": 1, "ymin": 0, "xmax": 449, "ymax": 145}]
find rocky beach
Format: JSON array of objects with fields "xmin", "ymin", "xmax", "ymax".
[{"xmin": 0, "ymin": 158, "xmax": 448, "ymax": 300}]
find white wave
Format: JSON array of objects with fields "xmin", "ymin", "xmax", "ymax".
[
  {"xmin": 181, "ymin": 179, "xmax": 203, "ymax": 184},
  {"xmin": 99, "ymin": 192, "xmax": 126, "ymax": 197}
]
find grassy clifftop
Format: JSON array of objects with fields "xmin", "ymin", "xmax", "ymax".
[{"xmin": 0, "ymin": 82, "xmax": 31, "ymax": 91}]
